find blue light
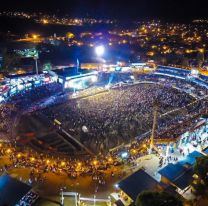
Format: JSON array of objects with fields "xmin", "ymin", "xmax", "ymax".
[{"xmin": 115, "ymin": 67, "xmax": 122, "ymax": 72}]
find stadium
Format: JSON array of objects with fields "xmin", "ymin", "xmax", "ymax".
[{"xmin": 3, "ymin": 66, "xmax": 206, "ymax": 157}]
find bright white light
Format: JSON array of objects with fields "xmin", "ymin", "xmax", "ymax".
[
  {"xmin": 130, "ymin": 75, "xmax": 135, "ymax": 80},
  {"xmin": 82, "ymin": 125, "xmax": 89, "ymax": 133},
  {"xmin": 91, "ymin": 75, "xmax": 98, "ymax": 82},
  {"xmin": 105, "ymin": 84, "xmax": 110, "ymax": 89},
  {"xmin": 72, "ymin": 93, "xmax": 77, "ymax": 97},
  {"xmin": 191, "ymin": 69, "xmax": 199, "ymax": 75},
  {"xmin": 115, "ymin": 184, "xmax": 119, "ymax": 188},
  {"xmin": 117, "ymin": 61, "xmax": 122, "ymax": 66},
  {"xmin": 121, "ymin": 152, "xmax": 128, "ymax": 158},
  {"xmin": 68, "ymin": 81, "xmax": 75, "ymax": 88},
  {"xmin": 0, "ymin": 96, "xmax": 4, "ymax": 103},
  {"xmin": 95, "ymin": 45, "xmax": 105, "ymax": 57},
  {"xmin": 17, "ymin": 84, "xmax": 24, "ymax": 90}
]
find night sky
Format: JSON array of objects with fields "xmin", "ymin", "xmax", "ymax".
[{"xmin": 0, "ymin": 0, "xmax": 207, "ymax": 21}]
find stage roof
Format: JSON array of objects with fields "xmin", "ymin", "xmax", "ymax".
[{"xmin": 54, "ymin": 67, "xmax": 95, "ymax": 78}]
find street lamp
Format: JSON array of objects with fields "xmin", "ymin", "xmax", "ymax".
[
  {"xmin": 34, "ymin": 56, "xmax": 39, "ymax": 75},
  {"xmin": 95, "ymin": 45, "xmax": 105, "ymax": 57},
  {"xmin": 60, "ymin": 188, "xmax": 64, "ymax": 206}
]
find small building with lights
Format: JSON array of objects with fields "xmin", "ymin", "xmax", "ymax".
[
  {"xmin": 158, "ymin": 162, "xmax": 194, "ymax": 193},
  {"xmin": 158, "ymin": 151, "xmax": 204, "ymax": 195},
  {"xmin": 114, "ymin": 169, "xmax": 161, "ymax": 205}
]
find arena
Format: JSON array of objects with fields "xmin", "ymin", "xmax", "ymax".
[
  {"xmin": 13, "ymin": 67, "xmax": 208, "ymax": 156},
  {"xmin": 1, "ymin": 66, "xmax": 208, "ymax": 203}
]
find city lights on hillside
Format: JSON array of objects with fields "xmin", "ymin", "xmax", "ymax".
[{"xmin": 42, "ymin": 19, "xmax": 48, "ymax": 24}]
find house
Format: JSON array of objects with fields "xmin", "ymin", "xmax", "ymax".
[
  {"xmin": 117, "ymin": 169, "xmax": 160, "ymax": 205},
  {"xmin": 158, "ymin": 151, "xmax": 204, "ymax": 194}
]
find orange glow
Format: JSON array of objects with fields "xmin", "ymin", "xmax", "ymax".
[
  {"xmin": 93, "ymin": 160, "xmax": 98, "ymax": 166},
  {"xmin": 30, "ymin": 157, "xmax": 35, "ymax": 162},
  {"xmin": 6, "ymin": 149, "xmax": 11, "ymax": 153},
  {"xmin": 61, "ymin": 161, "xmax": 66, "ymax": 166},
  {"xmin": 42, "ymin": 19, "xmax": 48, "ymax": 24},
  {"xmin": 108, "ymin": 157, "xmax": 113, "ymax": 162},
  {"xmin": 147, "ymin": 51, "xmax": 155, "ymax": 56},
  {"xmin": 199, "ymin": 48, "xmax": 204, "ymax": 53},
  {"xmin": 32, "ymin": 34, "xmax": 38, "ymax": 39}
]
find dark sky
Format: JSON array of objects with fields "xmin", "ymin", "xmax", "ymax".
[{"xmin": 0, "ymin": 0, "xmax": 207, "ymax": 21}]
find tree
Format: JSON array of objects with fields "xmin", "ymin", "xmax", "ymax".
[
  {"xmin": 135, "ymin": 191, "xmax": 183, "ymax": 206},
  {"xmin": 197, "ymin": 51, "xmax": 204, "ymax": 67},
  {"xmin": 194, "ymin": 156, "xmax": 208, "ymax": 184},
  {"xmin": 181, "ymin": 56, "xmax": 189, "ymax": 67},
  {"xmin": 42, "ymin": 62, "xmax": 52, "ymax": 71},
  {"xmin": 0, "ymin": 48, "xmax": 20, "ymax": 74},
  {"xmin": 192, "ymin": 156, "xmax": 208, "ymax": 197},
  {"xmin": 160, "ymin": 57, "xmax": 168, "ymax": 65},
  {"xmin": 201, "ymin": 114, "xmax": 208, "ymax": 119},
  {"xmin": 168, "ymin": 53, "xmax": 180, "ymax": 65}
]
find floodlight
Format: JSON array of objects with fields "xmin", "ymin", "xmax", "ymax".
[{"xmin": 95, "ymin": 45, "xmax": 105, "ymax": 57}]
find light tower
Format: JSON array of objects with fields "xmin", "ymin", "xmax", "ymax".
[
  {"xmin": 150, "ymin": 101, "xmax": 159, "ymax": 153},
  {"xmin": 34, "ymin": 56, "xmax": 39, "ymax": 75},
  {"xmin": 95, "ymin": 45, "xmax": 105, "ymax": 70}
]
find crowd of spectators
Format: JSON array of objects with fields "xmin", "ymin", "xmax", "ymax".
[
  {"xmin": 0, "ymin": 142, "xmax": 127, "ymax": 187},
  {"xmin": 1, "ymin": 70, "xmax": 208, "ymax": 190},
  {"xmin": 137, "ymin": 73, "xmax": 208, "ymax": 97},
  {"xmin": 41, "ymin": 82, "xmax": 199, "ymax": 153},
  {"xmin": 1, "ymin": 71, "xmax": 208, "ymax": 156},
  {"xmin": 0, "ymin": 82, "xmax": 62, "ymax": 135}
]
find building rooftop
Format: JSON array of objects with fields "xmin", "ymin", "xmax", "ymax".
[
  {"xmin": 158, "ymin": 163, "xmax": 186, "ymax": 181},
  {"xmin": 6, "ymin": 71, "xmax": 43, "ymax": 79},
  {"xmin": 54, "ymin": 67, "xmax": 96, "ymax": 78},
  {"xmin": 118, "ymin": 169, "xmax": 159, "ymax": 201},
  {"xmin": 203, "ymin": 147, "xmax": 208, "ymax": 154},
  {"xmin": 159, "ymin": 151, "xmax": 203, "ymax": 190},
  {"xmin": 179, "ymin": 151, "xmax": 204, "ymax": 166},
  {"xmin": 0, "ymin": 175, "xmax": 31, "ymax": 205},
  {"xmin": 114, "ymin": 199, "xmax": 125, "ymax": 206},
  {"xmin": 173, "ymin": 168, "xmax": 194, "ymax": 190}
]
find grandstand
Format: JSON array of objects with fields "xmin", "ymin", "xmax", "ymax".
[
  {"xmin": 2, "ymin": 67, "xmax": 208, "ymax": 156},
  {"xmin": 16, "ymin": 72, "xmax": 207, "ymax": 154}
]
